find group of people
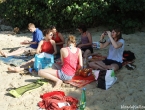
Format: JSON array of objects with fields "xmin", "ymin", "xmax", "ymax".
[{"xmin": 0, "ymin": 23, "xmax": 125, "ymax": 88}]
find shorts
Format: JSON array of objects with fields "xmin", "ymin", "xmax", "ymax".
[
  {"xmin": 103, "ymin": 59, "xmax": 122, "ymax": 69},
  {"xmin": 23, "ymin": 46, "xmax": 36, "ymax": 55},
  {"xmin": 57, "ymin": 70, "xmax": 73, "ymax": 81},
  {"xmin": 81, "ymin": 46, "xmax": 93, "ymax": 53}
]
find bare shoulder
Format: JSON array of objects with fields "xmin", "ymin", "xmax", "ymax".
[
  {"xmin": 61, "ymin": 47, "xmax": 67, "ymax": 51},
  {"xmin": 58, "ymin": 32, "xmax": 63, "ymax": 36},
  {"xmin": 39, "ymin": 40, "xmax": 43, "ymax": 44},
  {"xmin": 50, "ymin": 39, "xmax": 55, "ymax": 43},
  {"xmin": 86, "ymin": 31, "xmax": 91, "ymax": 36},
  {"xmin": 77, "ymin": 48, "xmax": 82, "ymax": 53}
]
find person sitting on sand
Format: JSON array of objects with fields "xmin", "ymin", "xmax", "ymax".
[
  {"xmin": 76, "ymin": 24, "xmax": 93, "ymax": 58},
  {"xmin": 0, "ymin": 23, "xmax": 43, "ymax": 57},
  {"xmin": 50, "ymin": 25, "xmax": 65, "ymax": 57},
  {"xmin": 8, "ymin": 28, "xmax": 57, "ymax": 72},
  {"xmin": 38, "ymin": 35, "xmax": 83, "ymax": 88},
  {"xmin": 88, "ymin": 27, "xmax": 125, "ymax": 71}
]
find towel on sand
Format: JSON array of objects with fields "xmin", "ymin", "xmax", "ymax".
[
  {"xmin": 0, "ymin": 55, "xmax": 34, "ymax": 66},
  {"xmin": 67, "ymin": 74, "xmax": 95, "ymax": 88},
  {"xmin": 8, "ymin": 79, "xmax": 47, "ymax": 98}
]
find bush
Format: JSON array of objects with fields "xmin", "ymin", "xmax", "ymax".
[{"xmin": 0, "ymin": 0, "xmax": 145, "ymax": 33}]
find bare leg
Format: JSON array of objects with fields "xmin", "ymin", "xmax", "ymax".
[
  {"xmin": 83, "ymin": 49, "xmax": 91, "ymax": 58},
  {"xmin": 7, "ymin": 58, "xmax": 34, "ymax": 72},
  {"xmin": 109, "ymin": 64, "xmax": 119, "ymax": 71},
  {"xmin": 38, "ymin": 68, "xmax": 63, "ymax": 89},
  {"xmin": 0, "ymin": 47, "xmax": 25, "ymax": 57},
  {"xmin": 89, "ymin": 60, "xmax": 120, "ymax": 71},
  {"xmin": 89, "ymin": 61, "xmax": 108, "ymax": 70}
]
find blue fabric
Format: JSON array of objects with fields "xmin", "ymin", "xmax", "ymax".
[
  {"xmin": 34, "ymin": 53, "xmax": 54, "ymax": 72},
  {"xmin": 0, "ymin": 55, "xmax": 34, "ymax": 66},
  {"xmin": 30, "ymin": 28, "xmax": 43, "ymax": 49}
]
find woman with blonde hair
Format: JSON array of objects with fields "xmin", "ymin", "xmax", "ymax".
[{"xmin": 38, "ymin": 35, "xmax": 83, "ymax": 88}]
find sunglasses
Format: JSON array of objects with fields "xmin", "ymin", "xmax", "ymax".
[{"xmin": 49, "ymin": 34, "xmax": 53, "ymax": 36}]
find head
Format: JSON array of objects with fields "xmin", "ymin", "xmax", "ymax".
[
  {"xmin": 77, "ymin": 24, "xmax": 87, "ymax": 33},
  {"xmin": 67, "ymin": 35, "xmax": 76, "ymax": 47},
  {"xmin": 43, "ymin": 29, "xmax": 53, "ymax": 40},
  {"xmin": 28, "ymin": 23, "xmax": 36, "ymax": 32},
  {"xmin": 111, "ymin": 28, "xmax": 122, "ymax": 41},
  {"xmin": 50, "ymin": 25, "xmax": 57, "ymax": 34}
]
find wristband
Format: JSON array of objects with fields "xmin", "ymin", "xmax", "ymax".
[{"xmin": 99, "ymin": 39, "xmax": 106, "ymax": 43}]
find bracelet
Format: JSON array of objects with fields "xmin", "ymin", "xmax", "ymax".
[{"xmin": 99, "ymin": 39, "xmax": 106, "ymax": 43}]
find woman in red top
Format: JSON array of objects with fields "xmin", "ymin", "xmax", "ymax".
[
  {"xmin": 51, "ymin": 26, "xmax": 65, "ymax": 56},
  {"xmin": 7, "ymin": 29, "xmax": 57, "ymax": 72},
  {"xmin": 38, "ymin": 35, "xmax": 83, "ymax": 89}
]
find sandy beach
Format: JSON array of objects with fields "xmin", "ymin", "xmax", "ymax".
[{"xmin": 0, "ymin": 27, "xmax": 145, "ymax": 110}]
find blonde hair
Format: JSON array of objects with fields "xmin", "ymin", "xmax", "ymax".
[
  {"xmin": 28, "ymin": 23, "xmax": 35, "ymax": 28},
  {"xmin": 67, "ymin": 35, "xmax": 76, "ymax": 46}
]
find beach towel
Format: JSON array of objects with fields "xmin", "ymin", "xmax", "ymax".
[
  {"xmin": 0, "ymin": 55, "xmax": 34, "ymax": 66},
  {"xmin": 8, "ymin": 79, "xmax": 47, "ymax": 98},
  {"xmin": 38, "ymin": 91, "xmax": 78, "ymax": 110},
  {"xmin": 67, "ymin": 74, "xmax": 95, "ymax": 88}
]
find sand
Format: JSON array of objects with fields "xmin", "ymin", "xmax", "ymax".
[{"xmin": 0, "ymin": 27, "xmax": 145, "ymax": 110}]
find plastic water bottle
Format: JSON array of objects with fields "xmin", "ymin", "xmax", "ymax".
[
  {"xmin": 83, "ymin": 58, "xmax": 87, "ymax": 69},
  {"xmin": 37, "ymin": 61, "xmax": 42, "ymax": 71},
  {"xmin": 96, "ymin": 42, "xmax": 100, "ymax": 49},
  {"xmin": 79, "ymin": 88, "xmax": 86, "ymax": 110},
  {"xmin": 28, "ymin": 66, "xmax": 33, "ymax": 74}
]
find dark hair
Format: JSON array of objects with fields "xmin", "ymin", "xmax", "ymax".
[
  {"xmin": 43, "ymin": 28, "xmax": 52, "ymax": 36},
  {"xmin": 78, "ymin": 24, "xmax": 87, "ymax": 33},
  {"xmin": 112, "ymin": 27, "xmax": 122, "ymax": 41},
  {"xmin": 50, "ymin": 25, "xmax": 56, "ymax": 30}
]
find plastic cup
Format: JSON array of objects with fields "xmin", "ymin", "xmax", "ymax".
[{"xmin": 29, "ymin": 68, "xmax": 33, "ymax": 73}]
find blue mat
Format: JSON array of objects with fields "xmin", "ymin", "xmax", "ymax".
[{"xmin": 0, "ymin": 55, "xmax": 34, "ymax": 66}]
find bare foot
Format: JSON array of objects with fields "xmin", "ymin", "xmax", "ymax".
[
  {"xmin": 0, "ymin": 51, "xmax": 7, "ymax": 57},
  {"xmin": 7, "ymin": 66, "xmax": 23, "ymax": 73},
  {"xmin": 53, "ymin": 80, "xmax": 63, "ymax": 89}
]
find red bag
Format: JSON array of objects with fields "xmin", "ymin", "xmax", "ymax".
[{"xmin": 76, "ymin": 68, "xmax": 92, "ymax": 77}]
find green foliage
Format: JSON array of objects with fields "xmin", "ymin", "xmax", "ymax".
[{"xmin": 0, "ymin": 0, "xmax": 145, "ymax": 33}]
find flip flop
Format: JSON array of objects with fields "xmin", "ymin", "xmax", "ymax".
[{"xmin": 125, "ymin": 64, "xmax": 136, "ymax": 70}]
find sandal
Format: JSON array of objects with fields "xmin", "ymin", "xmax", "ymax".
[{"xmin": 125, "ymin": 64, "xmax": 136, "ymax": 70}]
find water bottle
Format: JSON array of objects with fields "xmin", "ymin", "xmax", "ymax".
[
  {"xmin": 79, "ymin": 88, "xmax": 86, "ymax": 110},
  {"xmin": 83, "ymin": 58, "xmax": 87, "ymax": 69},
  {"xmin": 96, "ymin": 42, "xmax": 100, "ymax": 49},
  {"xmin": 37, "ymin": 61, "xmax": 42, "ymax": 71},
  {"xmin": 28, "ymin": 66, "xmax": 33, "ymax": 74}
]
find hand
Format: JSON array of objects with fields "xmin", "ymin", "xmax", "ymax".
[
  {"xmin": 106, "ymin": 31, "xmax": 111, "ymax": 37},
  {"xmin": 100, "ymin": 33, "xmax": 105, "ymax": 40},
  {"xmin": 20, "ymin": 40, "xmax": 30, "ymax": 45},
  {"xmin": 77, "ymin": 44, "xmax": 83, "ymax": 48}
]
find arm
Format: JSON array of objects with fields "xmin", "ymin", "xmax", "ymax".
[
  {"xmin": 107, "ymin": 31, "xmax": 123, "ymax": 48},
  {"xmin": 99, "ymin": 33, "xmax": 110, "ymax": 48},
  {"xmin": 56, "ymin": 33, "xmax": 65, "ymax": 45},
  {"xmin": 78, "ymin": 49, "xmax": 83, "ymax": 69},
  {"xmin": 52, "ymin": 40, "xmax": 57, "ymax": 55},
  {"xmin": 30, "ymin": 31, "xmax": 43, "ymax": 45},
  {"xmin": 36, "ymin": 40, "xmax": 43, "ymax": 54},
  {"xmin": 60, "ymin": 48, "xmax": 64, "ymax": 65}
]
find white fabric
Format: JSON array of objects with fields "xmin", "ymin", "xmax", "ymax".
[{"xmin": 107, "ymin": 39, "xmax": 125, "ymax": 63}]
